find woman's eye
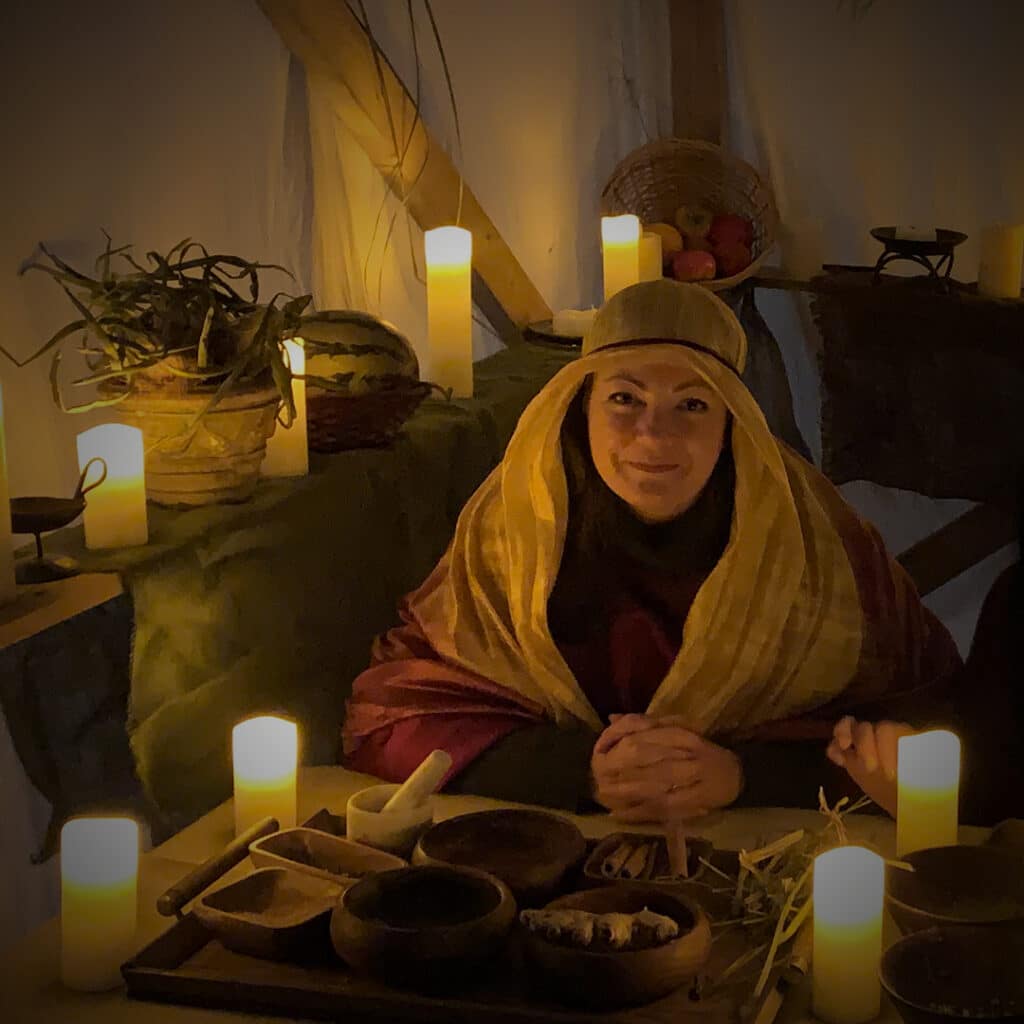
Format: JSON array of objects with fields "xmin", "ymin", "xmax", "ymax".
[
  {"xmin": 608, "ymin": 391, "xmax": 640, "ymax": 407},
  {"xmin": 679, "ymin": 396, "xmax": 709, "ymax": 412}
]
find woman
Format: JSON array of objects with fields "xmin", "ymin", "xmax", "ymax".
[{"xmin": 343, "ymin": 280, "xmax": 962, "ymax": 822}]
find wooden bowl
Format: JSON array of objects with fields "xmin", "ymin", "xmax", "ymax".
[
  {"xmin": 520, "ymin": 884, "xmax": 711, "ymax": 1009},
  {"xmin": 887, "ymin": 845, "xmax": 1024, "ymax": 934},
  {"xmin": 249, "ymin": 827, "xmax": 406, "ymax": 886},
  {"xmin": 881, "ymin": 925, "xmax": 1024, "ymax": 1023},
  {"xmin": 412, "ymin": 809, "xmax": 586, "ymax": 905},
  {"xmin": 193, "ymin": 867, "xmax": 342, "ymax": 961},
  {"xmin": 330, "ymin": 865, "xmax": 516, "ymax": 991}
]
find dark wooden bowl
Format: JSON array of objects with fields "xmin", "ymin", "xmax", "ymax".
[
  {"xmin": 521, "ymin": 884, "xmax": 711, "ymax": 1009},
  {"xmin": 887, "ymin": 845, "xmax": 1024, "ymax": 934},
  {"xmin": 249, "ymin": 827, "xmax": 406, "ymax": 886},
  {"xmin": 193, "ymin": 867, "xmax": 342, "ymax": 961},
  {"xmin": 881, "ymin": 925, "xmax": 1024, "ymax": 1023},
  {"xmin": 330, "ymin": 865, "xmax": 516, "ymax": 991},
  {"xmin": 412, "ymin": 809, "xmax": 586, "ymax": 906}
]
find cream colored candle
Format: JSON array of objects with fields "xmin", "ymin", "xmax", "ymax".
[
  {"xmin": 897, "ymin": 729, "xmax": 961, "ymax": 856},
  {"xmin": 601, "ymin": 214, "xmax": 641, "ymax": 302},
  {"xmin": 812, "ymin": 845, "xmax": 884, "ymax": 1024},
  {"xmin": 61, "ymin": 816, "xmax": 139, "ymax": 992},
  {"xmin": 977, "ymin": 224, "xmax": 1024, "ymax": 298},
  {"xmin": 232, "ymin": 715, "xmax": 298, "ymax": 836},
  {"xmin": 76, "ymin": 424, "xmax": 147, "ymax": 549},
  {"xmin": 639, "ymin": 231, "xmax": 664, "ymax": 282},
  {"xmin": 261, "ymin": 338, "xmax": 308, "ymax": 478},
  {"xmin": 0, "ymin": 380, "xmax": 16, "ymax": 605},
  {"xmin": 425, "ymin": 226, "xmax": 473, "ymax": 398}
]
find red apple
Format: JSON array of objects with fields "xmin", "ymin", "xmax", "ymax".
[
  {"xmin": 713, "ymin": 240, "xmax": 752, "ymax": 278},
  {"xmin": 708, "ymin": 213, "xmax": 754, "ymax": 249},
  {"xmin": 671, "ymin": 249, "xmax": 717, "ymax": 282}
]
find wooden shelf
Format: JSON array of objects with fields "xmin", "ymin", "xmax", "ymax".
[{"xmin": 0, "ymin": 572, "xmax": 124, "ymax": 651}]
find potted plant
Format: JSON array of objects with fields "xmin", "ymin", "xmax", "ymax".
[{"xmin": 3, "ymin": 234, "xmax": 311, "ymax": 506}]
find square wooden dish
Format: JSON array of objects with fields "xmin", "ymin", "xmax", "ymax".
[{"xmin": 249, "ymin": 826, "xmax": 406, "ymax": 886}]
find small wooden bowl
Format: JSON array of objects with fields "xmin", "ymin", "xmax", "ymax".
[
  {"xmin": 887, "ymin": 845, "xmax": 1024, "ymax": 935},
  {"xmin": 881, "ymin": 925, "xmax": 1024, "ymax": 1023},
  {"xmin": 520, "ymin": 884, "xmax": 711, "ymax": 1009},
  {"xmin": 330, "ymin": 865, "xmax": 515, "ymax": 991},
  {"xmin": 249, "ymin": 827, "xmax": 406, "ymax": 886},
  {"xmin": 412, "ymin": 809, "xmax": 586, "ymax": 906},
  {"xmin": 193, "ymin": 867, "xmax": 342, "ymax": 961}
]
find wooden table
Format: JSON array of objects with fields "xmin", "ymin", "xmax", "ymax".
[{"xmin": 0, "ymin": 766, "xmax": 990, "ymax": 1023}]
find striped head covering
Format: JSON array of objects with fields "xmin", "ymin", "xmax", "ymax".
[{"xmin": 403, "ymin": 280, "xmax": 864, "ymax": 734}]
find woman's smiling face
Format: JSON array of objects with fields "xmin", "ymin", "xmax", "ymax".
[{"xmin": 585, "ymin": 353, "xmax": 729, "ymax": 524}]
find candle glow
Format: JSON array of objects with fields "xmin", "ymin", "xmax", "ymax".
[
  {"xmin": 425, "ymin": 226, "xmax": 473, "ymax": 398},
  {"xmin": 61, "ymin": 816, "xmax": 139, "ymax": 992},
  {"xmin": 232, "ymin": 715, "xmax": 298, "ymax": 836},
  {"xmin": 897, "ymin": 729, "xmax": 961, "ymax": 856},
  {"xmin": 977, "ymin": 223, "xmax": 1024, "ymax": 299},
  {"xmin": 601, "ymin": 214, "xmax": 641, "ymax": 302},
  {"xmin": 76, "ymin": 423, "xmax": 148, "ymax": 549},
  {"xmin": 261, "ymin": 338, "xmax": 308, "ymax": 478},
  {"xmin": 812, "ymin": 845, "xmax": 884, "ymax": 1024}
]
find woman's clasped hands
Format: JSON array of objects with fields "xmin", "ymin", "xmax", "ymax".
[{"xmin": 590, "ymin": 713, "xmax": 743, "ymax": 822}]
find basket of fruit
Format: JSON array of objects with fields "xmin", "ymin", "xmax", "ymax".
[
  {"xmin": 298, "ymin": 310, "xmax": 444, "ymax": 453},
  {"xmin": 600, "ymin": 137, "xmax": 778, "ymax": 291}
]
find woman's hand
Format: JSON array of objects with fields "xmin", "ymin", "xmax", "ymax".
[
  {"xmin": 590, "ymin": 714, "xmax": 743, "ymax": 822},
  {"xmin": 826, "ymin": 716, "xmax": 914, "ymax": 817}
]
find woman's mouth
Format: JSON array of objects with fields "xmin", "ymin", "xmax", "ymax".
[{"xmin": 626, "ymin": 462, "xmax": 679, "ymax": 474}]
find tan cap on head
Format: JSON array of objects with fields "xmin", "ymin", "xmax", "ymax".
[{"xmin": 582, "ymin": 279, "xmax": 748, "ymax": 374}]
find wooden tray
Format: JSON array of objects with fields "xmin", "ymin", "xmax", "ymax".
[{"xmin": 124, "ymin": 812, "xmax": 788, "ymax": 1023}]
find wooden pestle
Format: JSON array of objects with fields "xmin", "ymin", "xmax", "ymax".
[{"xmin": 381, "ymin": 749, "xmax": 453, "ymax": 813}]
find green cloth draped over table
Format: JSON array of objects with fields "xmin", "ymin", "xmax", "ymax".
[{"xmin": 41, "ymin": 344, "xmax": 577, "ymax": 831}]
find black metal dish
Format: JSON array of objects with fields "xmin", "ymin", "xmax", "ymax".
[
  {"xmin": 10, "ymin": 456, "xmax": 106, "ymax": 583},
  {"xmin": 870, "ymin": 226, "xmax": 968, "ymax": 284}
]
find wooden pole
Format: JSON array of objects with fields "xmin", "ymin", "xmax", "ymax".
[{"xmin": 669, "ymin": 0, "xmax": 726, "ymax": 144}]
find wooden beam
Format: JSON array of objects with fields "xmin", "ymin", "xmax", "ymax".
[
  {"xmin": 668, "ymin": 0, "xmax": 726, "ymax": 144},
  {"xmin": 897, "ymin": 502, "xmax": 1018, "ymax": 598},
  {"xmin": 257, "ymin": 0, "xmax": 550, "ymax": 341}
]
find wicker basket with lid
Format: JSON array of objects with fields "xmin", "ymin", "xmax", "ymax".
[{"xmin": 600, "ymin": 138, "xmax": 779, "ymax": 292}]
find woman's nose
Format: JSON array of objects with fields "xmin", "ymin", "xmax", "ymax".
[{"xmin": 636, "ymin": 405, "xmax": 681, "ymax": 439}]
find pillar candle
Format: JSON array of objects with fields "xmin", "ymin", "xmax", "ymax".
[
  {"xmin": 261, "ymin": 339, "xmax": 308, "ymax": 478},
  {"xmin": 232, "ymin": 715, "xmax": 298, "ymax": 836},
  {"xmin": 812, "ymin": 845, "xmax": 884, "ymax": 1024},
  {"xmin": 639, "ymin": 231, "xmax": 664, "ymax": 282},
  {"xmin": 61, "ymin": 816, "xmax": 139, "ymax": 992},
  {"xmin": 0, "ymin": 380, "xmax": 15, "ymax": 605},
  {"xmin": 601, "ymin": 214, "xmax": 641, "ymax": 302},
  {"xmin": 897, "ymin": 729, "xmax": 961, "ymax": 856},
  {"xmin": 76, "ymin": 424, "xmax": 148, "ymax": 549},
  {"xmin": 425, "ymin": 226, "xmax": 473, "ymax": 398},
  {"xmin": 977, "ymin": 224, "xmax": 1024, "ymax": 298}
]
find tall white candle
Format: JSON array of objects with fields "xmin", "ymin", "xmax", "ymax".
[
  {"xmin": 425, "ymin": 226, "xmax": 473, "ymax": 398},
  {"xmin": 232, "ymin": 715, "xmax": 298, "ymax": 836},
  {"xmin": 76, "ymin": 424, "xmax": 148, "ymax": 549},
  {"xmin": 61, "ymin": 816, "xmax": 139, "ymax": 992},
  {"xmin": 812, "ymin": 845, "xmax": 884, "ymax": 1024},
  {"xmin": 0, "ymin": 380, "xmax": 16, "ymax": 605},
  {"xmin": 639, "ymin": 231, "xmax": 664, "ymax": 282},
  {"xmin": 261, "ymin": 338, "xmax": 308, "ymax": 478},
  {"xmin": 977, "ymin": 224, "xmax": 1024, "ymax": 299},
  {"xmin": 897, "ymin": 729, "xmax": 961, "ymax": 856},
  {"xmin": 601, "ymin": 215, "xmax": 640, "ymax": 302}
]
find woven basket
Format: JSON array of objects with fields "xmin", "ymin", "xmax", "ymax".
[
  {"xmin": 600, "ymin": 138, "xmax": 778, "ymax": 292},
  {"xmin": 306, "ymin": 381, "xmax": 434, "ymax": 453}
]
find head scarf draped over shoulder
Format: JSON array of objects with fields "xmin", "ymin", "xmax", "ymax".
[{"xmin": 406, "ymin": 280, "xmax": 864, "ymax": 735}]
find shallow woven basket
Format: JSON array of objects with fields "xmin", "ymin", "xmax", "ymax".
[
  {"xmin": 600, "ymin": 138, "xmax": 779, "ymax": 292},
  {"xmin": 306, "ymin": 381, "xmax": 434, "ymax": 453}
]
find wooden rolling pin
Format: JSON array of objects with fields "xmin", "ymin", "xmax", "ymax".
[{"xmin": 381, "ymin": 749, "xmax": 453, "ymax": 813}]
